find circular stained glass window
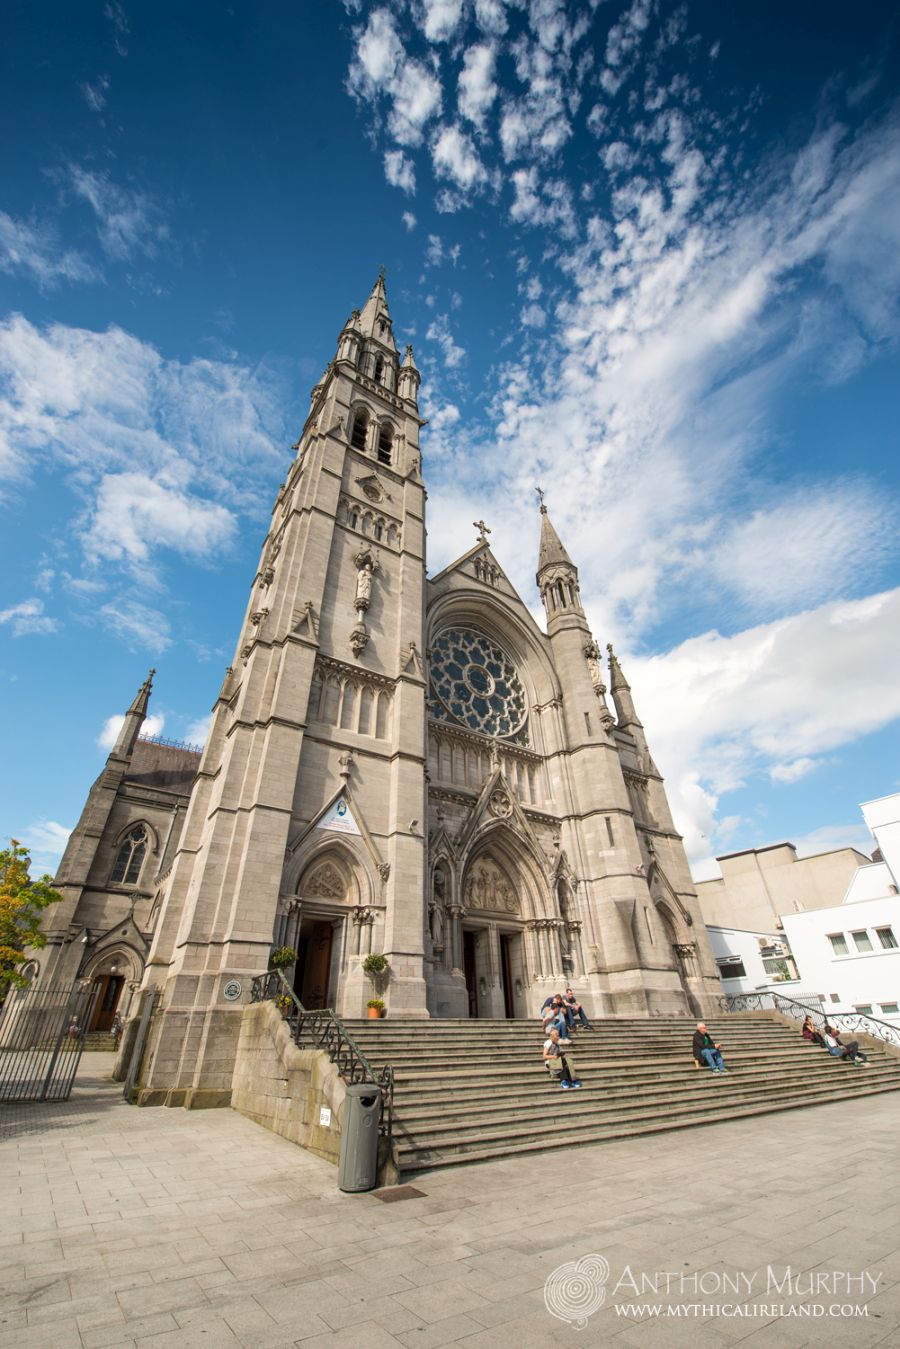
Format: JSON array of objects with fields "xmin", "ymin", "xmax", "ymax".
[{"xmin": 428, "ymin": 628, "xmax": 528, "ymax": 742}]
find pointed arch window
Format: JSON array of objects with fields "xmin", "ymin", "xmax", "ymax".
[
  {"xmin": 377, "ymin": 423, "xmax": 393, "ymax": 465},
  {"xmin": 350, "ymin": 410, "xmax": 368, "ymax": 451},
  {"xmin": 111, "ymin": 824, "xmax": 148, "ymax": 885},
  {"xmin": 374, "ymin": 355, "xmax": 385, "ymax": 383}
]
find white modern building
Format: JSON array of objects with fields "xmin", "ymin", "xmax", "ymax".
[
  {"xmin": 705, "ymin": 925, "xmax": 799, "ymax": 996},
  {"xmin": 700, "ymin": 794, "xmax": 900, "ymax": 1023},
  {"xmin": 780, "ymin": 795, "xmax": 900, "ymax": 1025}
]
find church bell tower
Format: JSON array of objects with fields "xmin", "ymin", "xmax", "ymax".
[{"xmin": 137, "ymin": 275, "xmax": 430, "ymax": 1106}]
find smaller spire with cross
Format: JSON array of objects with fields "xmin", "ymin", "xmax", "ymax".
[
  {"xmin": 473, "ymin": 519, "xmax": 491, "ymax": 544},
  {"xmin": 535, "ymin": 485, "xmax": 547, "ymax": 514}
]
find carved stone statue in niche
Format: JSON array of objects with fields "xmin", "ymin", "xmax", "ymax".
[
  {"xmin": 354, "ymin": 549, "xmax": 378, "ymax": 612},
  {"xmin": 429, "ymin": 867, "xmax": 447, "ymax": 949}
]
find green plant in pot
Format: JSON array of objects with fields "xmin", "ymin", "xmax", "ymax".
[
  {"xmin": 366, "ymin": 997, "xmax": 386, "ymax": 1019},
  {"xmin": 269, "ymin": 946, "xmax": 297, "ymax": 971},
  {"xmin": 362, "ymin": 952, "xmax": 389, "ymax": 1012}
]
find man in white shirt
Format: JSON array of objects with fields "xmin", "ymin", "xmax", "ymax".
[{"xmin": 543, "ymin": 1027, "xmax": 582, "ymax": 1090}]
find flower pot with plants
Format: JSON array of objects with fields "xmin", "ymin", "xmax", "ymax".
[
  {"xmin": 269, "ymin": 946, "xmax": 297, "ymax": 971},
  {"xmin": 367, "ymin": 998, "xmax": 385, "ymax": 1019}
]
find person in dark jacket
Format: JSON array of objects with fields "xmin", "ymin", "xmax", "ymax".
[
  {"xmin": 692, "ymin": 1022, "xmax": 727, "ymax": 1073},
  {"xmin": 541, "ymin": 992, "xmax": 575, "ymax": 1036},
  {"xmin": 801, "ymin": 1015, "xmax": 825, "ymax": 1047}
]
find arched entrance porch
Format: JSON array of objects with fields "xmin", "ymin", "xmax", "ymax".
[
  {"xmin": 277, "ymin": 843, "xmax": 377, "ymax": 1015},
  {"xmin": 457, "ymin": 828, "xmax": 558, "ymax": 1019},
  {"xmin": 79, "ymin": 946, "xmax": 144, "ymax": 1031}
]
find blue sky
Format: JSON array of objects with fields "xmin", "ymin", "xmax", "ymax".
[{"xmin": 1, "ymin": 0, "xmax": 899, "ymax": 879}]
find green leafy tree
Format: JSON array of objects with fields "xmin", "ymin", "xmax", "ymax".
[{"xmin": 0, "ymin": 839, "xmax": 62, "ymax": 993}]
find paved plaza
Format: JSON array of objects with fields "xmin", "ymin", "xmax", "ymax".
[{"xmin": 2, "ymin": 1054, "xmax": 900, "ymax": 1349}]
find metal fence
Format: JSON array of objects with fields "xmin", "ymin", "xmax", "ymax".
[
  {"xmin": 718, "ymin": 989, "xmax": 900, "ymax": 1050},
  {"xmin": 0, "ymin": 981, "xmax": 101, "ymax": 1103}
]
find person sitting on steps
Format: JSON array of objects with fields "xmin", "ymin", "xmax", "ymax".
[
  {"xmin": 563, "ymin": 987, "xmax": 592, "ymax": 1030},
  {"xmin": 543, "ymin": 1027, "xmax": 582, "ymax": 1090},
  {"xmin": 692, "ymin": 1022, "xmax": 728, "ymax": 1074},
  {"xmin": 540, "ymin": 993, "xmax": 573, "ymax": 1039},
  {"xmin": 801, "ymin": 1014, "xmax": 825, "ymax": 1047},
  {"xmin": 823, "ymin": 1024, "xmax": 869, "ymax": 1066}
]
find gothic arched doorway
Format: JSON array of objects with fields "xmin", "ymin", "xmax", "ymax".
[
  {"xmin": 292, "ymin": 854, "xmax": 352, "ymax": 1010},
  {"xmin": 459, "ymin": 849, "xmax": 533, "ymax": 1019}
]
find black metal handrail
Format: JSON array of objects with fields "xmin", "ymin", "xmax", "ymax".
[
  {"xmin": 250, "ymin": 970, "xmax": 394, "ymax": 1145},
  {"xmin": 718, "ymin": 989, "xmax": 900, "ymax": 1050}
]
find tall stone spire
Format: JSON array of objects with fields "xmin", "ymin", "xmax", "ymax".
[
  {"xmin": 535, "ymin": 493, "xmax": 584, "ymax": 622},
  {"xmin": 607, "ymin": 644, "xmax": 642, "ymax": 730},
  {"xmin": 110, "ymin": 668, "xmax": 155, "ymax": 761},
  {"xmin": 537, "ymin": 502, "xmax": 575, "ymax": 574},
  {"xmin": 358, "ymin": 270, "xmax": 397, "ymax": 348}
]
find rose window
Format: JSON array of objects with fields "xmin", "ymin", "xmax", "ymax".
[{"xmin": 428, "ymin": 628, "xmax": 528, "ymax": 743}]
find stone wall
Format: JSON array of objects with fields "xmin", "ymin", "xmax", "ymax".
[{"xmin": 230, "ymin": 1001, "xmax": 347, "ymax": 1164}]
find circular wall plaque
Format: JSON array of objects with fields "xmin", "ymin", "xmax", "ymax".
[{"xmin": 223, "ymin": 979, "xmax": 243, "ymax": 1002}]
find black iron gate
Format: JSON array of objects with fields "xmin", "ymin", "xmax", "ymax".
[{"xmin": 0, "ymin": 981, "xmax": 101, "ymax": 1103}]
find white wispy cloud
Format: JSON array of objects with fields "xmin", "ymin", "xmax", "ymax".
[
  {"xmin": 0, "ymin": 315, "xmax": 284, "ymax": 649},
  {"xmin": 0, "ymin": 211, "xmax": 99, "ymax": 288},
  {"xmin": 385, "ymin": 149, "xmax": 416, "ymax": 193},
  {"xmin": 431, "ymin": 123, "xmax": 488, "ymax": 193},
  {"xmin": 21, "ymin": 819, "xmax": 72, "ymax": 872},
  {"xmin": 349, "ymin": 7, "xmax": 442, "ymax": 150},
  {"xmin": 0, "ymin": 597, "xmax": 59, "ymax": 637},
  {"xmin": 68, "ymin": 166, "xmax": 169, "ymax": 262},
  {"xmin": 417, "ymin": 0, "xmax": 465, "ymax": 44},
  {"xmin": 630, "ymin": 589, "xmax": 900, "ymax": 866},
  {"xmin": 97, "ymin": 599, "xmax": 173, "ymax": 653},
  {"xmin": 458, "ymin": 42, "xmax": 497, "ymax": 128},
  {"xmin": 80, "ymin": 74, "xmax": 110, "ymax": 112},
  {"xmin": 425, "ymin": 313, "xmax": 465, "ymax": 368},
  {"xmin": 82, "ymin": 471, "xmax": 237, "ymax": 570},
  {"xmin": 184, "ymin": 712, "xmax": 213, "ymax": 746},
  {"xmin": 402, "ymin": 210, "xmax": 417, "ymax": 231}
]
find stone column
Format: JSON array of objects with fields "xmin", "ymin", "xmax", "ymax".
[
  {"xmin": 527, "ymin": 919, "xmax": 545, "ymax": 978},
  {"xmin": 448, "ymin": 905, "xmax": 464, "ymax": 973}
]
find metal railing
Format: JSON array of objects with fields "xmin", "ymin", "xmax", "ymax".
[
  {"xmin": 718, "ymin": 990, "xmax": 900, "ymax": 1050},
  {"xmin": 250, "ymin": 970, "xmax": 394, "ymax": 1146}
]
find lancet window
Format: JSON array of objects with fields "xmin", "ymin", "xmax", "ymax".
[
  {"xmin": 350, "ymin": 410, "xmax": 368, "ymax": 451},
  {"xmin": 111, "ymin": 824, "xmax": 148, "ymax": 885}
]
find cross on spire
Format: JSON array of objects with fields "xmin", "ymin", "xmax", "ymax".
[
  {"xmin": 473, "ymin": 519, "xmax": 491, "ymax": 544},
  {"xmin": 535, "ymin": 485, "xmax": 547, "ymax": 513}
]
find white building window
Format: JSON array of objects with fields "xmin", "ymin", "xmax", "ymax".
[
  {"xmin": 717, "ymin": 957, "xmax": 747, "ymax": 979},
  {"xmin": 876, "ymin": 926, "xmax": 898, "ymax": 949},
  {"xmin": 880, "ymin": 1002, "xmax": 899, "ymax": 1015},
  {"xmin": 828, "ymin": 933, "xmax": 848, "ymax": 956},
  {"xmin": 854, "ymin": 1004, "xmax": 873, "ymax": 1015},
  {"xmin": 851, "ymin": 930, "xmax": 873, "ymax": 953}
]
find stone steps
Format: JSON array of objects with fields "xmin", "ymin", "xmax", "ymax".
[{"xmin": 342, "ymin": 1015, "xmax": 900, "ymax": 1174}]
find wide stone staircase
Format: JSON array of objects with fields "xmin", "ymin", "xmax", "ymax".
[{"xmin": 345, "ymin": 1014, "xmax": 900, "ymax": 1175}]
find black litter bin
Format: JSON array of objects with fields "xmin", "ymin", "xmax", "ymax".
[{"xmin": 338, "ymin": 1083, "xmax": 382, "ymax": 1192}]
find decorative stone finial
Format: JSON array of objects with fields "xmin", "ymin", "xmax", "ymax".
[{"xmin": 473, "ymin": 519, "xmax": 491, "ymax": 544}]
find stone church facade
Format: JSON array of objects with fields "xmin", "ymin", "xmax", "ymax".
[{"xmin": 41, "ymin": 276, "xmax": 722, "ymax": 1101}]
